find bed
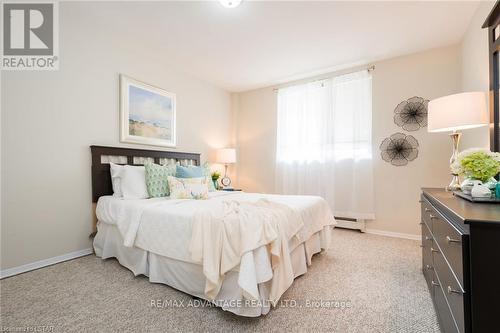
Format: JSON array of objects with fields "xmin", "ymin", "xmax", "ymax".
[{"xmin": 91, "ymin": 146, "xmax": 336, "ymax": 317}]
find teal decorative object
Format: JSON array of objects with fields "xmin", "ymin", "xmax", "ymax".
[
  {"xmin": 484, "ymin": 177, "xmax": 498, "ymax": 190},
  {"xmin": 461, "ymin": 177, "xmax": 497, "ymax": 195}
]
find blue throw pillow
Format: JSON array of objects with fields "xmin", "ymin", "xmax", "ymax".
[
  {"xmin": 176, "ymin": 165, "xmax": 204, "ymax": 178},
  {"xmin": 176, "ymin": 163, "xmax": 216, "ymax": 192}
]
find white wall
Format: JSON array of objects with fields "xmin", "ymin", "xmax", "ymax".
[
  {"xmin": 1, "ymin": 3, "xmax": 232, "ymax": 270},
  {"xmin": 234, "ymin": 45, "xmax": 462, "ymax": 237},
  {"xmin": 370, "ymin": 45, "xmax": 461, "ymax": 235},
  {"xmin": 234, "ymin": 87, "xmax": 277, "ymax": 193},
  {"xmin": 460, "ymin": 0, "xmax": 494, "ymax": 149}
]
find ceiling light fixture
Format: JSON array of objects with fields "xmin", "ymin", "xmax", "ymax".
[{"xmin": 218, "ymin": 0, "xmax": 242, "ymax": 8}]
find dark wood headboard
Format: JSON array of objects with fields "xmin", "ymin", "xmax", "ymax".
[{"xmin": 90, "ymin": 145, "xmax": 200, "ymax": 202}]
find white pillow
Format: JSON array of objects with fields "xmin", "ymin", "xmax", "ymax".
[
  {"xmin": 109, "ymin": 162, "xmax": 124, "ymax": 197},
  {"xmin": 167, "ymin": 176, "xmax": 209, "ymax": 199},
  {"xmin": 120, "ymin": 165, "xmax": 149, "ymax": 199}
]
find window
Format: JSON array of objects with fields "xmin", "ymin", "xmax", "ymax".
[
  {"xmin": 275, "ymin": 69, "xmax": 374, "ymax": 220},
  {"xmin": 276, "ymin": 70, "xmax": 372, "ymax": 163}
]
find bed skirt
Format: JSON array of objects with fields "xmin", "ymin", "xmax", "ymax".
[{"xmin": 93, "ymin": 222, "xmax": 331, "ymax": 317}]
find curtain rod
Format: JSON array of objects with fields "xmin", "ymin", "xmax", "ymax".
[{"xmin": 272, "ymin": 65, "xmax": 375, "ymax": 92}]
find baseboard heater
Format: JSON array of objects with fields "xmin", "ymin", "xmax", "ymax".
[{"xmin": 334, "ymin": 216, "xmax": 366, "ymax": 232}]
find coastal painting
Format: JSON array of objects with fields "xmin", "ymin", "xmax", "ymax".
[{"xmin": 120, "ymin": 75, "xmax": 176, "ymax": 147}]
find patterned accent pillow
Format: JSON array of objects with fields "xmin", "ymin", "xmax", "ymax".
[
  {"xmin": 202, "ymin": 162, "xmax": 216, "ymax": 192},
  {"xmin": 167, "ymin": 176, "xmax": 209, "ymax": 199},
  {"xmin": 145, "ymin": 163, "xmax": 176, "ymax": 197}
]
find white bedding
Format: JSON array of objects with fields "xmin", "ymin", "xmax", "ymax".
[
  {"xmin": 96, "ymin": 191, "xmax": 335, "ymax": 263},
  {"xmin": 95, "ymin": 191, "xmax": 336, "ymax": 306},
  {"xmin": 94, "ymin": 222, "xmax": 326, "ymax": 317}
]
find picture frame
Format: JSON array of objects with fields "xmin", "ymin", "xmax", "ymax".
[{"xmin": 120, "ymin": 75, "xmax": 176, "ymax": 148}]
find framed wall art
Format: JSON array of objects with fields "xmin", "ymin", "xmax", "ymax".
[{"xmin": 120, "ymin": 75, "xmax": 176, "ymax": 148}]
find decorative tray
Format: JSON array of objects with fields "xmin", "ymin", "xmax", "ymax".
[{"xmin": 453, "ymin": 191, "xmax": 500, "ymax": 204}]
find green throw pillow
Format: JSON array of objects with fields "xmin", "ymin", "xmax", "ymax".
[{"xmin": 145, "ymin": 163, "xmax": 176, "ymax": 197}]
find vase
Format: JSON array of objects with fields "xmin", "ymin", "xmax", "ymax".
[
  {"xmin": 461, "ymin": 177, "xmax": 498, "ymax": 195},
  {"xmin": 213, "ymin": 179, "xmax": 219, "ymax": 190}
]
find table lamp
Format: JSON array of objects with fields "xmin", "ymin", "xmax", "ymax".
[
  {"xmin": 216, "ymin": 148, "xmax": 236, "ymax": 188},
  {"xmin": 428, "ymin": 92, "xmax": 488, "ymax": 191}
]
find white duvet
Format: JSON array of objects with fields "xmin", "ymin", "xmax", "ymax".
[{"xmin": 96, "ymin": 191, "xmax": 336, "ymax": 301}]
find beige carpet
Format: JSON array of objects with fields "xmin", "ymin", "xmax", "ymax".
[{"xmin": 0, "ymin": 229, "xmax": 439, "ymax": 332}]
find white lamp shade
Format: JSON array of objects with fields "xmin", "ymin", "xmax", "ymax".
[
  {"xmin": 428, "ymin": 92, "xmax": 488, "ymax": 133},
  {"xmin": 216, "ymin": 148, "xmax": 237, "ymax": 164}
]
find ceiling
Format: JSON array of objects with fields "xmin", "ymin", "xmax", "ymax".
[{"xmin": 69, "ymin": 1, "xmax": 480, "ymax": 92}]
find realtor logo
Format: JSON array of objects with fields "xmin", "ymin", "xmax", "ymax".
[{"xmin": 1, "ymin": 1, "xmax": 59, "ymax": 70}]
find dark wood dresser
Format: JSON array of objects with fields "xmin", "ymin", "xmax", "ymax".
[{"xmin": 421, "ymin": 188, "xmax": 500, "ymax": 333}]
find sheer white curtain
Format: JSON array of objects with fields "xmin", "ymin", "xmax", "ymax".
[{"xmin": 275, "ymin": 70, "xmax": 374, "ymax": 220}]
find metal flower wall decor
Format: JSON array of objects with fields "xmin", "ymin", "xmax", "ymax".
[
  {"xmin": 380, "ymin": 133, "xmax": 419, "ymax": 166},
  {"xmin": 394, "ymin": 96, "xmax": 429, "ymax": 131}
]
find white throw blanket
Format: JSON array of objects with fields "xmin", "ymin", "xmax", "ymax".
[
  {"xmin": 189, "ymin": 199, "xmax": 304, "ymax": 302},
  {"xmin": 95, "ymin": 192, "xmax": 336, "ymax": 304}
]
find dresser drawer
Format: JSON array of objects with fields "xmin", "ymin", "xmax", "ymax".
[
  {"xmin": 422, "ymin": 222, "xmax": 434, "ymax": 290},
  {"xmin": 433, "ymin": 248, "xmax": 464, "ymax": 333},
  {"xmin": 432, "ymin": 211, "xmax": 464, "ymax": 288},
  {"xmin": 421, "ymin": 197, "xmax": 435, "ymax": 231},
  {"xmin": 432, "ymin": 274, "xmax": 460, "ymax": 333}
]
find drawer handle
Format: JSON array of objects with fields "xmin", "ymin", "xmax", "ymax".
[
  {"xmin": 431, "ymin": 280, "xmax": 440, "ymax": 287},
  {"xmin": 425, "ymin": 236, "xmax": 433, "ymax": 241},
  {"xmin": 447, "ymin": 286, "xmax": 463, "ymax": 295},
  {"xmin": 425, "ymin": 264, "xmax": 433, "ymax": 270},
  {"xmin": 431, "ymin": 247, "xmax": 440, "ymax": 253},
  {"xmin": 446, "ymin": 236, "xmax": 461, "ymax": 244},
  {"xmin": 419, "ymin": 200, "xmax": 423, "ymax": 203},
  {"xmin": 425, "ymin": 208, "xmax": 431, "ymax": 212},
  {"xmin": 429, "ymin": 215, "xmax": 438, "ymax": 220},
  {"xmin": 419, "ymin": 222, "xmax": 424, "ymax": 225}
]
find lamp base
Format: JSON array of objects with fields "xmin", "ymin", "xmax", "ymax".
[
  {"xmin": 221, "ymin": 164, "xmax": 232, "ymax": 188},
  {"xmin": 446, "ymin": 174, "xmax": 461, "ymax": 192},
  {"xmin": 446, "ymin": 131, "xmax": 462, "ymax": 192}
]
